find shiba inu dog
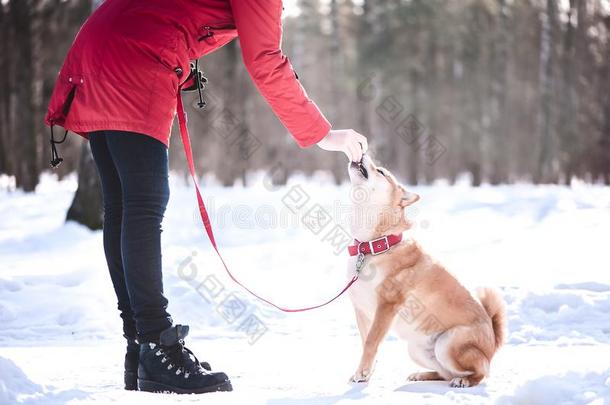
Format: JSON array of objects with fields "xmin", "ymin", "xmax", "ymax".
[{"xmin": 346, "ymin": 155, "xmax": 506, "ymax": 388}]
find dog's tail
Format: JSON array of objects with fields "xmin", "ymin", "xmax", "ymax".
[{"xmin": 476, "ymin": 287, "xmax": 507, "ymax": 349}]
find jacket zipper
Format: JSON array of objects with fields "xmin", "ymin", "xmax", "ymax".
[{"xmin": 198, "ymin": 24, "xmax": 235, "ymax": 42}]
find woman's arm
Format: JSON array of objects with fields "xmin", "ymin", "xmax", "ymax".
[
  {"xmin": 230, "ymin": 0, "xmax": 330, "ymax": 147},
  {"xmin": 230, "ymin": 0, "xmax": 368, "ymax": 161}
]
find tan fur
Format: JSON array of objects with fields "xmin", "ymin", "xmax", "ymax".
[
  {"xmin": 347, "ymin": 156, "xmax": 507, "ymax": 387},
  {"xmin": 476, "ymin": 287, "xmax": 507, "ymax": 349}
]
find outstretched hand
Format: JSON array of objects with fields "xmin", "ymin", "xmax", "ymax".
[{"xmin": 316, "ymin": 129, "xmax": 368, "ymax": 162}]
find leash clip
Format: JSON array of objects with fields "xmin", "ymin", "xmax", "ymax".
[{"xmin": 355, "ymin": 252, "xmax": 365, "ymax": 274}]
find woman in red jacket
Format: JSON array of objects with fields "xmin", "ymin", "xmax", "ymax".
[{"xmin": 45, "ymin": 0, "xmax": 367, "ymax": 395}]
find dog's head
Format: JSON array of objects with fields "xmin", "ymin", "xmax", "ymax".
[{"xmin": 348, "ymin": 155, "xmax": 419, "ymax": 241}]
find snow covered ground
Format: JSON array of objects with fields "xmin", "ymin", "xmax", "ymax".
[{"xmin": 1, "ymin": 173, "xmax": 610, "ymax": 404}]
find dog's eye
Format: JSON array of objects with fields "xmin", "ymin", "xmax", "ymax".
[{"xmin": 377, "ymin": 168, "xmax": 385, "ymax": 176}]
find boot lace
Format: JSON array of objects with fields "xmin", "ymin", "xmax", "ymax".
[{"xmin": 153, "ymin": 340, "xmax": 210, "ymax": 379}]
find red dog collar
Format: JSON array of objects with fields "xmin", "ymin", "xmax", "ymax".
[{"xmin": 347, "ymin": 234, "xmax": 403, "ymax": 257}]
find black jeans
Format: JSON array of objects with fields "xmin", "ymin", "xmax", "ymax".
[{"xmin": 89, "ymin": 130, "xmax": 173, "ymax": 342}]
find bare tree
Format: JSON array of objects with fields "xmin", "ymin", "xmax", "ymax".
[
  {"xmin": 65, "ymin": 0, "xmax": 103, "ymax": 230},
  {"xmin": 10, "ymin": 0, "xmax": 41, "ymax": 191},
  {"xmin": 536, "ymin": 0, "xmax": 559, "ymax": 183},
  {"xmin": 600, "ymin": 14, "xmax": 610, "ymax": 184},
  {"xmin": 489, "ymin": 0, "xmax": 510, "ymax": 184},
  {"xmin": 0, "ymin": 5, "xmax": 9, "ymax": 176}
]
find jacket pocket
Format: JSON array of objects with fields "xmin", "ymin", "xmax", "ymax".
[
  {"xmin": 46, "ymin": 72, "xmax": 83, "ymax": 125},
  {"xmin": 154, "ymin": 34, "xmax": 190, "ymax": 96}
]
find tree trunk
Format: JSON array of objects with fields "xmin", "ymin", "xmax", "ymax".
[
  {"xmin": 423, "ymin": 10, "xmax": 439, "ymax": 184},
  {"xmin": 31, "ymin": 0, "xmax": 45, "ymax": 185},
  {"xmin": 66, "ymin": 0, "xmax": 103, "ymax": 229},
  {"xmin": 601, "ymin": 16, "xmax": 610, "ymax": 184},
  {"xmin": 66, "ymin": 141, "xmax": 103, "ymax": 229},
  {"xmin": 407, "ymin": 68, "xmax": 420, "ymax": 185},
  {"xmin": 557, "ymin": 0, "xmax": 579, "ymax": 184},
  {"xmin": 0, "ymin": 4, "xmax": 9, "ymax": 175},
  {"xmin": 535, "ymin": 0, "xmax": 558, "ymax": 184},
  {"xmin": 489, "ymin": 0, "xmax": 510, "ymax": 184},
  {"xmin": 11, "ymin": 0, "xmax": 41, "ymax": 191},
  {"xmin": 329, "ymin": 0, "xmax": 344, "ymax": 185},
  {"xmin": 356, "ymin": 0, "xmax": 373, "ymax": 140},
  {"xmin": 464, "ymin": 2, "xmax": 486, "ymax": 187}
]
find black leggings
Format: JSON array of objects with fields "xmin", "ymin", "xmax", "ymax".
[{"xmin": 89, "ymin": 130, "xmax": 172, "ymax": 342}]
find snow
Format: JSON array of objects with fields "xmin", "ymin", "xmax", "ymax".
[
  {"xmin": 1, "ymin": 173, "xmax": 610, "ymax": 404},
  {"xmin": 0, "ymin": 356, "xmax": 43, "ymax": 404}
]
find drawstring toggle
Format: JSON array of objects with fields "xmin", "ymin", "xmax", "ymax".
[{"xmin": 49, "ymin": 125, "xmax": 68, "ymax": 169}]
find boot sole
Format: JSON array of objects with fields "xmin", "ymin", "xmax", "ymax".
[{"xmin": 137, "ymin": 378, "xmax": 233, "ymax": 394}]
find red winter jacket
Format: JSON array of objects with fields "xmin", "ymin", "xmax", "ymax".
[{"xmin": 45, "ymin": 0, "xmax": 331, "ymax": 148}]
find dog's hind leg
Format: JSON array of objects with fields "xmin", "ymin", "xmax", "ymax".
[
  {"xmin": 406, "ymin": 371, "xmax": 443, "ymax": 381},
  {"xmin": 434, "ymin": 327, "xmax": 490, "ymax": 388},
  {"xmin": 350, "ymin": 302, "xmax": 398, "ymax": 383},
  {"xmin": 406, "ymin": 342, "xmax": 449, "ymax": 382},
  {"xmin": 446, "ymin": 345, "xmax": 488, "ymax": 387}
]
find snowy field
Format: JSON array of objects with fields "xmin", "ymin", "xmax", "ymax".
[{"xmin": 1, "ymin": 172, "xmax": 610, "ymax": 404}]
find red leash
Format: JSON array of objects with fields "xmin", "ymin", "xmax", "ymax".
[{"xmin": 176, "ymin": 94, "xmax": 358, "ymax": 312}]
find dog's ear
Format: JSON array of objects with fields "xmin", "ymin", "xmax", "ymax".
[{"xmin": 400, "ymin": 190, "xmax": 420, "ymax": 207}]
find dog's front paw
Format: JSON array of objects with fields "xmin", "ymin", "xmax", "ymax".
[
  {"xmin": 349, "ymin": 369, "xmax": 372, "ymax": 383},
  {"xmin": 449, "ymin": 377, "xmax": 471, "ymax": 388}
]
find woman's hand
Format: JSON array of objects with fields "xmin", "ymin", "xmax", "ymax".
[{"xmin": 316, "ymin": 129, "xmax": 368, "ymax": 162}]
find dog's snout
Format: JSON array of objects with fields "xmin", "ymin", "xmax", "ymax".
[{"xmin": 350, "ymin": 161, "xmax": 368, "ymax": 179}]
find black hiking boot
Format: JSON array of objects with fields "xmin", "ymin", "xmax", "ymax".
[
  {"xmin": 124, "ymin": 336, "xmax": 139, "ymax": 390},
  {"xmin": 137, "ymin": 325, "xmax": 232, "ymax": 394}
]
